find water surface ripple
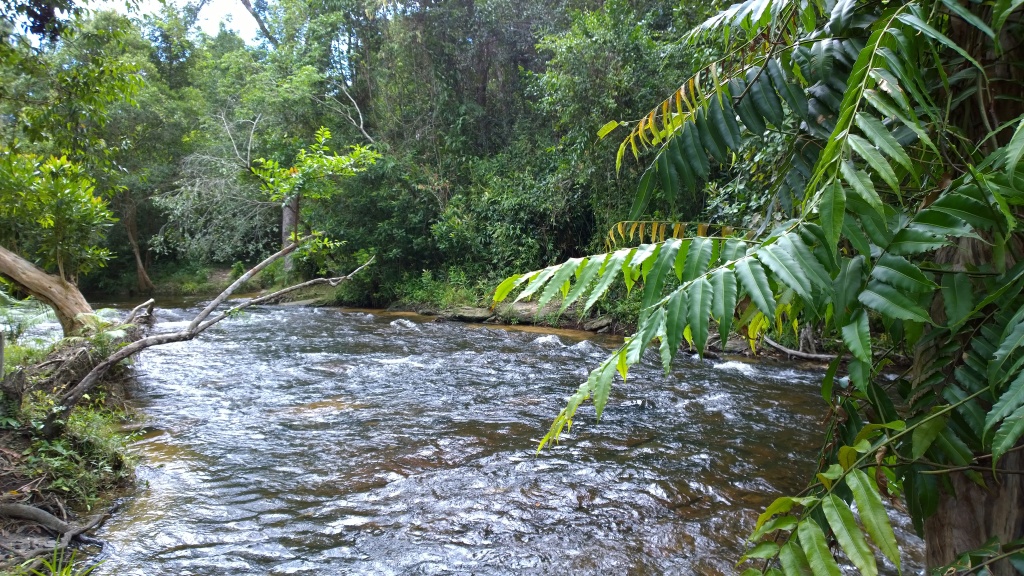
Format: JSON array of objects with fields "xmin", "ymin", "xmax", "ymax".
[{"xmin": 95, "ymin": 306, "xmax": 922, "ymax": 574}]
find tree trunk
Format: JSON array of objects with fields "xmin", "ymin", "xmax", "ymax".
[
  {"xmin": 924, "ymin": 449, "xmax": 1024, "ymax": 574},
  {"xmin": 281, "ymin": 195, "xmax": 299, "ymax": 274},
  {"xmin": 0, "ymin": 245, "xmax": 92, "ymax": 336},
  {"xmin": 123, "ymin": 201, "xmax": 155, "ymax": 293}
]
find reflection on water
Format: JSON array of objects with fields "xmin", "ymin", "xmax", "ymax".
[{"xmin": 95, "ymin": 306, "xmax": 923, "ymax": 575}]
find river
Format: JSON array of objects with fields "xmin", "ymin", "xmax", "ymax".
[{"xmin": 92, "ymin": 304, "xmax": 923, "ymax": 574}]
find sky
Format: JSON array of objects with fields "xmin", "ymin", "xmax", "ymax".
[{"xmin": 97, "ymin": 0, "xmax": 261, "ymax": 42}]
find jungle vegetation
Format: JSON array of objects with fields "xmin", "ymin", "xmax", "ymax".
[{"xmin": 2, "ymin": 0, "xmax": 1024, "ymax": 573}]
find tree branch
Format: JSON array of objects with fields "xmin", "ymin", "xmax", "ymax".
[
  {"xmin": 238, "ymin": 0, "xmax": 279, "ymax": 47},
  {"xmin": 43, "ymin": 247, "xmax": 374, "ymax": 437}
]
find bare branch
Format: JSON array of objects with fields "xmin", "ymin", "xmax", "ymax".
[
  {"xmin": 238, "ymin": 0, "xmax": 279, "ymax": 47},
  {"xmin": 44, "ymin": 247, "xmax": 374, "ymax": 436}
]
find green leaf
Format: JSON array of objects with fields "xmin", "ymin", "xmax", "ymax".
[
  {"xmin": 731, "ymin": 78, "xmax": 767, "ymax": 136},
  {"xmin": 822, "ymin": 495, "xmax": 877, "ymax": 576},
  {"xmin": 798, "ymin": 520, "xmax": 842, "ymax": 576},
  {"xmin": 941, "ymin": 272, "xmax": 974, "ymax": 326},
  {"xmin": 696, "ymin": 107, "xmax": 727, "ymax": 164},
  {"xmin": 887, "ymin": 226, "xmax": 949, "ymax": 256},
  {"xmin": 735, "ymin": 256, "xmax": 776, "ymax": 316},
  {"xmin": 683, "ymin": 123, "xmax": 711, "ymax": 178},
  {"xmin": 847, "ymin": 469, "xmax": 901, "ymax": 569},
  {"xmin": 630, "ymin": 167, "xmax": 657, "ymax": 221},
  {"xmin": 834, "ymin": 256, "xmax": 865, "ymax": 327},
  {"xmin": 929, "ymin": 190, "xmax": 996, "ymax": 231},
  {"xmin": 597, "ymin": 120, "xmax": 621, "ymax": 139},
  {"xmin": 688, "ymin": 277, "xmax": 714, "ymax": 356},
  {"xmin": 741, "ymin": 541, "xmax": 781, "ymax": 562},
  {"xmin": 683, "ymin": 237, "xmax": 714, "ymax": 281},
  {"xmin": 758, "ymin": 241, "xmax": 813, "ymax": 300},
  {"xmin": 668, "ymin": 136, "xmax": 697, "ymax": 194},
  {"xmin": 590, "ymin": 360, "xmax": 618, "ymax": 419},
  {"xmin": 750, "ymin": 514, "xmax": 800, "ymax": 542},
  {"xmin": 642, "ymin": 239, "xmax": 682, "ymax": 314},
  {"xmin": 940, "ymin": 0, "xmax": 995, "ymax": 38},
  {"xmin": 1003, "ymin": 117, "xmax": 1024, "ymax": 171},
  {"xmin": 896, "ymin": 11, "xmax": 983, "ymax": 71},
  {"xmin": 515, "ymin": 265, "xmax": 559, "ymax": 303},
  {"xmin": 848, "ymin": 133, "xmax": 901, "ymax": 194},
  {"xmin": 766, "ymin": 58, "xmax": 808, "ymax": 117},
  {"xmin": 986, "ymin": 371, "xmax": 1024, "ymax": 435},
  {"xmin": 859, "ymin": 280, "xmax": 932, "ymax": 323},
  {"xmin": 842, "ymin": 309, "xmax": 872, "ymax": 363},
  {"xmin": 989, "ymin": 304, "xmax": 1024, "ymax": 385},
  {"xmin": 818, "ymin": 181, "xmax": 845, "ymax": 254},
  {"xmin": 538, "ymin": 258, "xmax": 584, "ymax": 311},
  {"xmin": 561, "ymin": 258, "xmax": 603, "ymax": 313},
  {"xmin": 854, "ymin": 112, "xmax": 914, "ymax": 175},
  {"xmin": 993, "ymin": 0, "xmax": 1024, "ymax": 33},
  {"xmin": 992, "ymin": 402, "xmax": 1024, "ymax": 461},
  {"xmin": 665, "ymin": 288, "xmax": 688, "ymax": 362},
  {"xmin": 493, "ymin": 274, "xmax": 524, "ymax": 303},
  {"xmin": 872, "ymin": 253, "xmax": 937, "ymax": 292},
  {"xmin": 711, "ymin": 268, "xmax": 738, "ymax": 346},
  {"xmin": 584, "ymin": 249, "xmax": 631, "ymax": 312},
  {"xmin": 779, "ymin": 540, "xmax": 814, "ymax": 576},
  {"xmin": 912, "ymin": 411, "xmax": 947, "ymax": 459}
]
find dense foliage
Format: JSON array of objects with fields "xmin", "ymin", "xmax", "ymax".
[{"xmin": 496, "ymin": 0, "xmax": 1024, "ymax": 571}]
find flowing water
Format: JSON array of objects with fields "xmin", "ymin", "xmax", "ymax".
[{"xmin": 93, "ymin": 305, "xmax": 923, "ymax": 574}]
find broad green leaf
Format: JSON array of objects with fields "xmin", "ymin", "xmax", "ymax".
[
  {"xmin": 896, "ymin": 11, "xmax": 983, "ymax": 71},
  {"xmin": 665, "ymin": 289, "xmax": 688, "ymax": 362},
  {"xmin": 993, "ymin": 0, "xmax": 1024, "ymax": 33},
  {"xmin": 989, "ymin": 304, "xmax": 1024, "ymax": 385},
  {"xmin": 642, "ymin": 238, "xmax": 682, "ymax": 314},
  {"xmin": 683, "ymin": 123, "xmax": 711, "ymax": 178},
  {"xmin": 766, "ymin": 58, "xmax": 808, "ymax": 117},
  {"xmin": 848, "ymin": 133, "xmax": 901, "ymax": 194},
  {"xmin": 780, "ymin": 540, "xmax": 814, "ymax": 576},
  {"xmin": 741, "ymin": 541, "xmax": 781, "ymax": 562},
  {"xmin": 584, "ymin": 249, "xmax": 631, "ymax": 312},
  {"xmin": 597, "ymin": 120, "xmax": 621, "ymax": 139},
  {"xmin": 941, "ymin": 272, "xmax": 974, "ymax": 326},
  {"xmin": 711, "ymin": 268, "xmax": 738, "ymax": 346},
  {"xmin": 688, "ymin": 277, "xmax": 714, "ymax": 355},
  {"xmin": 798, "ymin": 520, "xmax": 842, "ymax": 576},
  {"xmin": 859, "ymin": 280, "xmax": 932, "ymax": 323},
  {"xmin": 912, "ymin": 411, "xmax": 947, "ymax": 459},
  {"xmin": 493, "ymin": 274, "xmax": 524, "ymax": 303},
  {"xmin": 538, "ymin": 258, "xmax": 584, "ymax": 311},
  {"xmin": 854, "ymin": 421, "xmax": 906, "ymax": 445},
  {"xmin": 561, "ymin": 258, "xmax": 603, "ymax": 313},
  {"xmin": 992, "ymin": 403, "xmax": 1024, "ymax": 461},
  {"xmin": 854, "ymin": 112, "xmax": 914, "ymax": 175},
  {"xmin": 847, "ymin": 469, "xmax": 901, "ymax": 569},
  {"xmin": 818, "ymin": 181, "xmax": 845, "ymax": 254},
  {"xmin": 732, "ymin": 78, "xmax": 767, "ymax": 135},
  {"xmin": 750, "ymin": 514, "xmax": 800, "ymax": 541},
  {"xmin": 834, "ymin": 256, "xmax": 865, "ymax": 327},
  {"xmin": 630, "ymin": 165, "xmax": 657, "ymax": 222},
  {"xmin": 779, "ymin": 232, "xmax": 832, "ymax": 290},
  {"xmin": 1004, "ymin": 117, "xmax": 1024, "ymax": 170},
  {"xmin": 668, "ymin": 136, "xmax": 697, "ymax": 194},
  {"xmin": 886, "ymin": 226, "xmax": 949, "ymax": 255},
  {"xmin": 840, "ymin": 161, "xmax": 883, "ymax": 216},
  {"xmin": 735, "ymin": 256, "xmax": 776, "ymax": 316},
  {"xmin": 696, "ymin": 107, "xmax": 727, "ymax": 164},
  {"xmin": 871, "ymin": 253, "xmax": 936, "ymax": 292},
  {"xmin": 758, "ymin": 241, "xmax": 813, "ymax": 300},
  {"xmin": 842, "ymin": 215, "xmax": 873, "ymax": 259},
  {"xmin": 929, "ymin": 190, "xmax": 996, "ymax": 231},
  {"xmin": 940, "ymin": 0, "xmax": 995, "ymax": 38},
  {"xmin": 590, "ymin": 360, "xmax": 618, "ymax": 419},
  {"xmin": 842, "ymin": 309, "xmax": 872, "ymax": 363},
  {"xmin": 756, "ymin": 496, "xmax": 819, "ymax": 530},
  {"xmin": 986, "ymin": 371, "xmax": 1024, "ymax": 435},
  {"xmin": 822, "ymin": 495, "xmax": 877, "ymax": 576},
  {"xmin": 515, "ymin": 265, "xmax": 559, "ymax": 303},
  {"xmin": 683, "ymin": 237, "xmax": 714, "ymax": 281}
]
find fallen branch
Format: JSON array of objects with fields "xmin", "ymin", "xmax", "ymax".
[
  {"xmin": 0, "ymin": 503, "xmax": 71, "ymax": 534},
  {"xmin": 763, "ymin": 337, "xmax": 839, "ymax": 362},
  {"xmin": 41, "ymin": 245, "xmax": 374, "ymax": 437}
]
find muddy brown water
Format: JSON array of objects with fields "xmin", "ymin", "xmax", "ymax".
[{"xmin": 90, "ymin": 305, "xmax": 923, "ymax": 575}]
